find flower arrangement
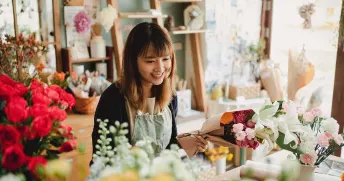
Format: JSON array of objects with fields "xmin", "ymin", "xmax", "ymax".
[
  {"xmin": 221, "ymin": 109, "xmax": 261, "ymax": 150},
  {"xmin": 95, "ymin": 5, "xmax": 118, "ymax": 32},
  {"xmin": 88, "ymin": 119, "xmax": 203, "ymax": 181},
  {"xmin": 74, "ymin": 11, "xmax": 92, "ymax": 34},
  {"xmin": 0, "ymin": 34, "xmax": 48, "ymax": 82},
  {"xmin": 0, "ymin": 75, "xmax": 77, "ymax": 180}
]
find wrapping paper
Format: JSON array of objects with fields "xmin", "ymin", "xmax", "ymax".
[{"xmin": 259, "ymin": 60, "xmax": 284, "ymax": 101}]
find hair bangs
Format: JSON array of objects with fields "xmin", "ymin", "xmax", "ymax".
[{"xmin": 138, "ymin": 35, "xmax": 173, "ymax": 58}]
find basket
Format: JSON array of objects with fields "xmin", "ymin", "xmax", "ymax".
[
  {"xmin": 228, "ymin": 82, "xmax": 261, "ymax": 100},
  {"xmin": 74, "ymin": 96, "xmax": 100, "ymax": 114}
]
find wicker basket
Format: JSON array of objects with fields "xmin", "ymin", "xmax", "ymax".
[
  {"xmin": 74, "ymin": 96, "xmax": 100, "ymax": 114},
  {"xmin": 228, "ymin": 82, "xmax": 261, "ymax": 100}
]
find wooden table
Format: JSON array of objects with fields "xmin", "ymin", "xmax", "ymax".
[{"xmin": 207, "ymin": 150, "xmax": 341, "ymax": 181}]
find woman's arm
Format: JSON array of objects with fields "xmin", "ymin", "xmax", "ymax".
[{"xmin": 167, "ymin": 95, "xmax": 179, "ymax": 148}]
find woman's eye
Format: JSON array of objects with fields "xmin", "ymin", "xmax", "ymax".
[
  {"xmin": 163, "ymin": 58, "xmax": 170, "ymax": 61},
  {"xmin": 146, "ymin": 60, "xmax": 154, "ymax": 63}
]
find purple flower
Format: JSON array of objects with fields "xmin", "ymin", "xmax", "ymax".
[{"xmin": 74, "ymin": 11, "xmax": 91, "ymax": 34}]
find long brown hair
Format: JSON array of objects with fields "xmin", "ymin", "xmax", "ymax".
[{"xmin": 119, "ymin": 22, "xmax": 176, "ymax": 111}]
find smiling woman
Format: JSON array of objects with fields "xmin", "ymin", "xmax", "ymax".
[{"xmin": 91, "ymin": 22, "xmax": 208, "ymax": 165}]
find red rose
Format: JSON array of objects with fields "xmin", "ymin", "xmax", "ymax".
[
  {"xmin": 28, "ymin": 156, "xmax": 47, "ymax": 178},
  {"xmin": 233, "ymin": 109, "xmax": 254, "ymax": 123},
  {"xmin": 60, "ymin": 92, "xmax": 75, "ymax": 109},
  {"xmin": 13, "ymin": 83, "xmax": 28, "ymax": 97},
  {"xmin": 236, "ymin": 140, "xmax": 248, "ymax": 148},
  {"xmin": 31, "ymin": 86, "xmax": 44, "ymax": 95},
  {"xmin": 4, "ymin": 97, "xmax": 28, "ymax": 123},
  {"xmin": 0, "ymin": 82, "xmax": 16, "ymax": 101},
  {"xmin": 59, "ymin": 124, "xmax": 73, "ymax": 138},
  {"xmin": 49, "ymin": 106, "xmax": 67, "ymax": 122},
  {"xmin": 0, "ymin": 75, "xmax": 17, "ymax": 86},
  {"xmin": 1, "ymin": 145, "xmax": 27, "ymax": 170},
  {"xmin": 17, "ymin": 126, "xmax": 31, "ymax": 139},
  {"xmin": 58, "ymin": 139, "xmax": 77, "ymax": 153},
  {"xmin": 32, "ymin": 92, "xmax": 52, "ymax": 106},
  {"xmin": 31, "ymin": 116, "xmax": 52, "ymax": 137},
  {"xmin": 44, "ymin": 88, "xmax": 59, "ymax": 102},
  {"xmin": 30, "ymin": 78, "xmax": 42, "ymax": 90},
  {"xmin": 59, "ymin": 100, "xmax": 69, "ymax": 110},
  {"xmin": 247, "ymin": 140, "xmax": 259, "ymax": 150},
  {"xmin": 49, "ymin": 85, "xmax": 64, "ymax": 95},
  {"xmin": 0, "ymin": 125, "xmax": 20, "ymax": 151},
  {"xmin": 29, "ymin": 104, "xmax": 49, "ymax": 118}
]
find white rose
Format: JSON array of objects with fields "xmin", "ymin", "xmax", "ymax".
[{"xmin": 321, "ymin": 118, "xmax": 339, "ymax": 134}]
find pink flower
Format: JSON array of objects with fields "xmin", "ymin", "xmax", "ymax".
[
  {"xmin": 317, "ymin": 134, "xmax": 330, "ymax": 147},
  {"xmin": 334, "ymin": 134, "xmax": 344, "ymax": 145},
  {"xmin": 235, "ymin": 131, "xmax": 246, "ymax": 141},
  {"xmin": 300, "ymin": 152, "xmax": 317, "ymax": 165},
  {"xmin": 282, "ymin": 102, "xmax": 288, "ymax": 112},
  {"xmin": 311, "ymin": 108, "xmax": 322, "ymax": 117},
  {"xmin": 247, "ymin": 140, "xmax": 259, "ymax": 149},
  {"xmin": 245, "ymin": 128, "xmax": 256, "ymax": 140},
  {"xmin": 303, "ymin": 111, "xmax": 315, "ymax": 123},
  {"xmin": 232, "ymin": 123, "xmax": 244, "ymax": 133},
  {"xmin": 74, "ymin": 11, "xmax": 91, "ymax": 34},
  {"xmin": 323, "ymin": 132, "xmax": 333, "ymax": 139},
  {"xmin": 245, "ymin": 120, "xmax": 255, "ymax": 128}
]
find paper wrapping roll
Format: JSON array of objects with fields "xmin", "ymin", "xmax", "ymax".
[
  {"xmin": 260, "ymin": 60, "xmax": 284, "ymax": 101},
  {"xmin": 287, "ymin": 49, "xmax": 314, "ymax": 101}
]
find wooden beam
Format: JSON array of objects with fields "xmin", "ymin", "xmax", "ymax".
[
  {"xmin": 332, "ymin": 4, "xmax": 344, "ymax": 157},
  {"xmin": 150, "ymin": 0, "xmax": 164, "ymax": 27},
  {"xmin": 12, "ymin": 0, "xmax": 18, "ymax": 38},
  {"xmin": 190, "ymin": 33, "xmax": 206, "ymax": 112},
  {"xmin": 53, "ymin": 0, "xmax": 62, "ymax": 72},
  {"xmin": 107, "ymin": 0, "xmax": 123, "ymax": 79},
  {"xmin": 260, "ymin": 0, "xmax": 273, "ymax": 58}
]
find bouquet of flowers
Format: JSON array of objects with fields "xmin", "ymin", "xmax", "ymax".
[
  {"xmin": 273, "ymin": 101, "xmax": 344, "ymax": 166},
  {"xmin": 88, "ymin": 119, "xmax": 203, "ymax": 181},
  {"xmin": 0, "ymin": 75, "xmax": 77, "ymax": 180},
  {"xmin": 0, "ymin": 34, "xmax": 48, "ymax": 82}
]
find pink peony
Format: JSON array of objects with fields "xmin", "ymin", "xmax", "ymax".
[
  {"xmin": 323, "ymin": 132, "xmax": 334, "ymax": 139},
  {"xmin": 317, "ymin": 134, "xmax": 330, "ymax": 147},
  {"xmin": 245, "ymin": 128, "xmax": 256, "ymax": 140},
  {"xmin": 334, "ymin": 134, "xmax": 344, "ymax": 145},
  {"xmin": 74, "ymin": 11, "xmax": 91, "ymax": 34},
  {"xmin": 232, "ymin": 123, "xmax": 244, "ymax": 133},
  {"xmin": 300, "ymin": 152, "xmax": 317, "ymax": 165},
  {"xmin": 303, "ymin": 111, "xmax": 315, "ymax": 123},
  {"xmin": 235, "ymin": 131, "xmax": 246, "ymax": 141}
]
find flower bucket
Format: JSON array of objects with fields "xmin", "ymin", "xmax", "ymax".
[
  {"xmin": 296, "ymin": 165, "xmax": 316, "ymax": 181},
  {"xmin": 74, "ymin": 96, "xmax": 100, "ymax": 114}
]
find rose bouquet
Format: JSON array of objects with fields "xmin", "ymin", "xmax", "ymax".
[
  {"xmin": 88, "ymin": 119, "xmax": 203, "ymax": 181},
  {"xmin": 0, "ymin": 75, "xmax": 77, "ymax": 180}
]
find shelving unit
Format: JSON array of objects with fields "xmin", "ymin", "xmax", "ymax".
[
  {"xmin": 106, "ymin": 0, "xmax": 207, "ymax": 112},
  {"xmin": 61, "ymin": 46, "xmax": 114, "ymax": 81}
]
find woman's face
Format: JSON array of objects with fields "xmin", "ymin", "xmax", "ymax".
[{"xmin": 137, "ymin": 44, "xmax": 172, "ymax": 86}]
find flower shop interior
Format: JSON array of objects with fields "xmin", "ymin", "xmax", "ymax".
[{"xmin": 2, "ymin": 0, "xmax": 344, "ymax": 181}]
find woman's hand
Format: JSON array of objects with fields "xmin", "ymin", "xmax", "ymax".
[
  {"xmin": 195, "ymin": 135, "xmax": 208, "ymax": 152},
  {"xmin": 176, "ymin": 134, "xmax": 208, "ymax": 154}
]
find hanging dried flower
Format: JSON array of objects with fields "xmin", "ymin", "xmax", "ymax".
[
  {"xmin": 299, "ymin": 3, "xmax": 316, "ymax": 29},
  {"xmin": 96, "ymin": 5, "xmax": 118, "ymax": 32},
  {"xmin": 74, "ymin": 11, "xmax": 92, "ymax": 34}
]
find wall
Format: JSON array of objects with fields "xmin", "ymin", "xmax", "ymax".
[{"xmin": 59, "ymin": 0, "xmax": 186, "ymax": 79}]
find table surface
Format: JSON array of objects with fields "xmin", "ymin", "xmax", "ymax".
[{"xmin": 204, "ymin": 150, "xmax": 341, "ymax": 181}]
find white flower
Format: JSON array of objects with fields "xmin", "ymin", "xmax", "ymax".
[
  {"xmin": 96, "ymin": 5, "xmax": 118, "ymax": 32},
  {"xmin": 334, "ymin": 134, "xmax": 344, "ymax": 145},
  {"xmin": 236, "ymin": 131, "xmax": 246, "ymax": 141},
  {"xmin": 232, "ymin": 123, "xmax": 244, "ymax": 133},
  {"xmin": 0, "ymin": 173, "xmax": 22, "ymax": 181},
  {"xmin": 245, "ymin": 128, "xmax": 256, "ymax": 140},
  {"xmin": 321, "ymin": 118, "xmax": 339, "ymax": 134}
]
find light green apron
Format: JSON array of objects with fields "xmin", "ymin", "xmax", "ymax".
[{"xmin": 131, "ymin": 108, "xmax": 172, "ymax": 155}]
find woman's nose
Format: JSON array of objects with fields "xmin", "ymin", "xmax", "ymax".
[{"xmin": 154, "ymin": 59, "xmax": 164, "ymax": 72}]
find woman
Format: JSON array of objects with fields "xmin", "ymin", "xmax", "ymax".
[{"xmin": 92, "ymin": 22, "xmax": 207, "ymax": 162}]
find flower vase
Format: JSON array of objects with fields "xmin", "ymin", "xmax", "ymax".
[
  {"xmin": 215, "ymin": 156, "xmax": 226, "ymax": 175},
  {"xmin": 90, "ymin": 36, "xmax": 106, "ymax": 58},
  {"xmin": 296, "ymin": 165, "xmax": 316, "ymax": 181}
]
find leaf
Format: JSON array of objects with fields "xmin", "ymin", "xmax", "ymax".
[
  {"xmin": 50, "ymin": 136, "xmax": 65, "ymax": 147},
  {"xmin": 46, "ymin": 149, "xmax": 60, "ymax": 160},
  {"xmin": 276, "ymin": 132, "xmax": 303, "ymax": 155},
  {"xmin": 0, "ymin": 100, "xmax": 6, "ymax": 110}
]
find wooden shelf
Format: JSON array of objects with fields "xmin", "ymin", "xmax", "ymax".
[
  {"xmin": 171, "ymin": 29, "xmax": 207, "ymax": 35},
  {"xmin": 161, "ymin": 0, "xmax": 202, "ymax": 2},
  {"xmin": 71, "ymin": 57, "xmax": 110, "ymax": 63},
  {"xmin": 119, "ymin": 12, "xmax": 168, "ymax": 19}
]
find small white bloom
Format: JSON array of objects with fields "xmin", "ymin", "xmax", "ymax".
[
  {"xmin": 232, "ymin": 123, "xmax": 244, "ymax": 133},
  {"xmin": 0, "ymin": 173, "xmax": 22, "ymax": 181},
  {"xmin": 321, "ymin": 118, "xmax": 339, "ymax": 134},
  {"xmin": 245, "ymin": 128, "xmax": 256, "ymax": 140},
  {"xmin": 334, "ymin": 134, "xmax": 344, "ymax": 145},
  {"xmin": 236, "ymin": 131, "xmax": 246, "ymax": 141}
]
